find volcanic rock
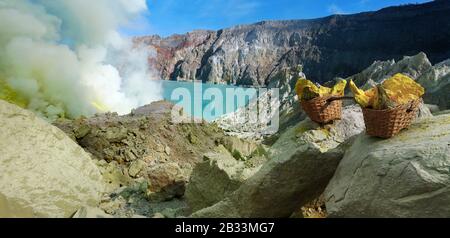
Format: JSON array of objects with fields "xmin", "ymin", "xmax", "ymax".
[
  {"xmin": 185, "ymin": 145, "xmax": 263, "ymax": 212},
  {"xmin": 54, "ymin": 101, "xmax": 230, "ymax": 196},
  {"xmin": 192, "ymin": 105, "xmax": 365, "ymax": 218},
  {"xmin": 0, "ymin": 100, "xmax": 104, "ymax": 218},
  {"xmin": 349, "ymin": 52, "xmax": 432, "ymax": 88},
  {"xmin": 345, "ymin": 52, "xmax": 450, "ymax": 111},
  {"xmin": 325, "ymin": 114, "xmax": 450, "ymax": 218},
  {"xmin": 417, "ymin": 59, "xmax": 450, "ymax": 110}
]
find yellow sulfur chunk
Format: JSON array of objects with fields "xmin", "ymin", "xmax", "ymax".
[
  {"xmin": 302, "ymin": 87, "xmax": 320, "ymax": 101},
  {"xmin": 382, "ymin": 73, "xmax": 425, "ymax": 105},
  {"xmin": 331, "ymin": 80, "xmax": 347, "ymax": 96},
  {"xmin": 365, "ymin": 87, "xmax": 378, "ymax": 109},
  {"xmin": 319, "ymin": 86, "xmax": 332, "ymax": 97},
  {"xmin": 295, "ymin": 78, "xmax": 311, "ymax": 98},
  {"xmin": 295, "ymin": 78, "xmax": 345, "ymax": 101},
  {"xmin": 349, "ymin": 80, "xmax": 371, "ymax": 108},
  {"xmin": 349, "ymin": 73, "xmax": 425, "ymax": 109},
  {"xmin": 366, "ymin": 87, "xmax": 380, "ymax": 109},
  {"xmin": 295, "ymin": 78, "xmax": 320, "ymax": 100},
  {"xmin": 376, "ymin": 84, "xmax": 398, "ymax": 110}
]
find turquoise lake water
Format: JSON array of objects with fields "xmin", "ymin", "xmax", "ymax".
[{"xmin": 160, "ymin": 80, "xmax": 257, "ymax": 121}]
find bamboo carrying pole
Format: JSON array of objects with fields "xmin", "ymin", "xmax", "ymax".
[{"xmin": 326, "ymin": 96, "xmax": 355, "ymax": 103}]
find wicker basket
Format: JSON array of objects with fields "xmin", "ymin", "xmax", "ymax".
[
  {"xmin": 362, "ymin": 99, "xmax": 421, "ymax": 138},
  {"xmin": 300, "ymin": 96, "xmax": 343, "ymax": 124}
]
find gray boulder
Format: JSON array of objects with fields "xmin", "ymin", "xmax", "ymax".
[
  {"xmin": 192, "ymin": 106, "xmax": 365, "ymax": 218},
  {"xmin": 417, "ymin": 59, "xmax": 450, "ymax": 110},
  {"xmin": 426, "ymin": 104, "xmax": 441, "ymax": 114},
  {"xmin": 434, "ymin": 110, "xmax": 450, "ymax": 116},
  {"xmin": 325, "ymin": 114, "xmax": 450, "ymax": 218},
  {"xmin": 351, "ymin": 52, "xmax": 432, "ymax": 88},
  {"xmin": 146, "ymin": 162, "xmax": 188, "ymax": 202},
  {"xmin": 0, "ymin": 100, "xmax": 104, "ymax": 218},
  {"xmin": 185, "ymin": 145, "xmax": 261, "ymax": 212}
]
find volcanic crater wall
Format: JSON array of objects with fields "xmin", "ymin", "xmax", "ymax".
[{"xmin": 135, "ymin": 0, "xmax": 450, "ymax": 86}]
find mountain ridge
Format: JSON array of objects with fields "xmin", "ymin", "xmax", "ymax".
[{"xmin": 135, "ymin": 0, "xmax": 450, "ymax": 86}]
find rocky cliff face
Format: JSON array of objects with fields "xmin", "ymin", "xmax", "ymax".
[{"xmin": 135, "ymin": 1, "xmax": 450, "ymax": 86}]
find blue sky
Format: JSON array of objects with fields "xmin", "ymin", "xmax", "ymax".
[{"xmin": 124, "ymin": 0, "xmax": 432, "ymax": 37}]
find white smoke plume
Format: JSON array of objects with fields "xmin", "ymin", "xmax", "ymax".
[{"xmin": 0, "ymin": 0, "xmax": 162, "ymax": 120}]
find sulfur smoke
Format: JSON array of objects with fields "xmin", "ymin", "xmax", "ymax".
[{"xmin": 0, "ymin": 0, "xmax": 162, "ymax": 120}]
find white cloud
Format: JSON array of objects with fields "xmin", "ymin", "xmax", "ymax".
[{"xmin": 328, "ymin": 4, "xmax": 347, "ymax": 15}]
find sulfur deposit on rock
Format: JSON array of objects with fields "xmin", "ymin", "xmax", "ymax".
[
  {"xmin": 0, "ymin": 100, "xmax": 104, "ymax": 218},
  {"xmin": 192, "ymin": 106, "xmax": 365, "ymax": 218},
  {"xmin": 325, "ymin": 114, "xmax": 450, "ymax": 218}
]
